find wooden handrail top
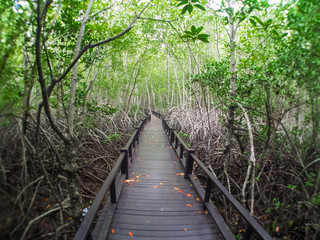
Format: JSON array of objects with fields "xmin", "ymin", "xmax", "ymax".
[{"xmin": 123, "ymin": 129, "xmax": 138, "ymax": 150}]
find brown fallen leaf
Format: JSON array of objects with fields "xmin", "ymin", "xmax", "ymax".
[
  {"xmin": 184, "ymin": 228, "xmax": 188, "ymax": 231},
  {"xmin": 136, "ymin": 175, "xmax": 140, "ymax": 179},
  {"xmin": 128, "ymin": 232, "xmax": 133, "ymax": 237},
  {"xmin": 111, "ymin": 229, "xmax": 115, "ymax": 234},
  {"xmin": 153, "ymin": 186, "xmax": 158, "ymax": 188},
  {"xmin": 176, "ymin": 173, "xmax": 184, "ymax": 176},
  {"xmin": 124, "ymin": 179, "xmax": 134, "ymax": 184},
  {"xmin": 174, "ymin": 187, "xmax": 182, "ymax": 193},
  {"xmin": 205, "ymin": 210, "xmax": 209, "ymax": 215},
  {"xmin": 197, "ymin": 210, "xmax": 201, "ymax": 214},
  {"xmin": 196, "ymin": 197, "xmax": 200, "ymax": 202},
  {"xmin": 160, "ymin": 182, "xmax": 163, "ymax": 186},
  {"xmin": 194, "ymin": 177, "xmax": 198, "ymax": 180},
  {"xmin": 186, "ymin": 204, "xmax": 192, "ymax": 208},
  {"xmin": 186, "ymin": 193, "xmax": 192, "ymax": 197},
  {"xmin": 146, "ymin": 175, "xmax": 151, "ymax": 177},
  {"xmin": 136, "ymin": 180, "xmax": 139, "ymax": 182}
]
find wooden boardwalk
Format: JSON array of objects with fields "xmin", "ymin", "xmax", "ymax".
[{"xmin": 105, "ymin": 115, "xmax": 224, "ymax": 240}]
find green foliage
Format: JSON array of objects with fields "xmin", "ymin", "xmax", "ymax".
[
  {"xmin": 182, "ymin": 25, "xmax": 209, "ymax": 43},
  {"xmin": 178, "ymin": 131, "xmax": 191, "ymax": 147},
  {"xmin": 102, "ymin": 133, "xmax": 121, "ymax": 143},
  {"xmin": 311, "ymin": 194, "xmax": 320, "ymax": 206},
  {"xmin": 176, "ymin": 0, "xmax": 206, "ymax": 15}
]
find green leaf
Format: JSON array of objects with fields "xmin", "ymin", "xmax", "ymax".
[
  {"xmin": 251, "ymin": 16, "xmax": 264, "ymax": 26},
  {"xmin": 187, "ymin": 4, "xmax": 193, "ymax": 14},
  {"xmin": 191, "ymin": 25, "xmax": 197, "ymax": 34},
  {"xmin": 191, "ymin": 0, "xmax": 199, "ymax": 2},
  {"xmin": 265, "ymin": 19, "xmax": 273, "ymax": 27},
  {"xmin": 196, "ymin": 26, "xmax": 204, "ymax": 34},
  {"xmin": 183, "ymin": 30, "xmax": 193, "ymax": 35},
  {"xmin": 194, "ymin": 4, "xmax": 206, "ymax": 11},
  {"xmin": 198, "ymin": 37, "xmax": 209, "ymax": 43},
  {"xmin": 176, "ymin": 0, "xmax": 188, "ymax": 7},
  {"xmin": 198, "ymin": 34, "xmax": 209, "ymax": 38},
  {"xmin": 181, "ymin": 4, "xmax": 189, "ymax": 14},
  {"xmin": 249, "ymin": 18, "xmax": 257, "ymax": 27}
]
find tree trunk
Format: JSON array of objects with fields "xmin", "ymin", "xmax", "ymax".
[
  {"xmin": 68, "ymin": 0, "xmax": 94, "ymax": 136},
  {"xmin": 167, "ymin": 51, "xmax": 170, "ymax": 108}
]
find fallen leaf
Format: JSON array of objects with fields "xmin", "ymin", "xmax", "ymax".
[
  {"xmin": 176, "ymin": 173, "xmax": 184, "ymax": 176},
  {"xmin": 147, "ymin": 220, "xmax": 150, "ymax": 223},
  {"xmin": 111, "ymin": 229, "xmax": 115, "ymax": 234},
  {"xmin": 128, "ymin": 232, "xmax": 133, "ymax": 237},
  {"xmin": 136, "ymin": 176, "xmax": 140, "ymax": 179},
  {"xmin": 153, "ymin": 186, "xmax": 158, "ymax": 188},
  {"xmin": 174, "ymin": 187, "xmax": 182, "ymax": 193},
  {"xmin": 160, "ymin": 182, "xmax": 163, "ymax": 186},
  {"xmin": 205, "ymin": 210, "xmax": 209, "ymax": 215},
  {"xmin": 136, "ymin": 180, "xmax": 139, "ymax": 182},
  {"xmin": 146, "ymin": 175, "xmax": 151, "ymax": 177},
  {"xmin": 45, "ymin": 198, "xmax": 48, "ymax": 202},
  {"xmin": 196, "ymin": 197, "xmax": 200, "ymax": 202},
  {"xmin": 184, "ymin": 228, "xmax": 188, "ymax": 231},
  {"xmin": 186, "ymin": 204, "xmax": 192, "ymax": 208},
  {"xmin": 124, "ymin": 179, "xmax": 134, "ymax": 183},
  {"xmin": 132, "ymin": 172, "xmax": 135, "ymax": 175},
  {"xmin": 197, "ymin": 210, "xmax": 201, "ymax": 214},
  {"xmin": 276, "ymin": 226, "xmax": 280, "ymax": 232},
  {"xmin": 46, "ymin": 204, "xmax": 50, "ymax": 208},
  {"xmin": 194, "ymin": 177, "xmax": 198, "ymax": 180},
  {"xmin": 186, "ymin": 193, "xmax": 192, "ymax": 197}
]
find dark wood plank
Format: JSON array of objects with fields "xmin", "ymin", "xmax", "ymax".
[
  {"xmin": 107, "ymin": 235, "xmax": 223, "ymax": 240},
  {"xmin": 107, "ymin": 227, "xmax": 220, "ymax": 237}
]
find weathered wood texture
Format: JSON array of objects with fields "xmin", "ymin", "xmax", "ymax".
[{"xmin": 105, "ymin": 116, "xmax": 224, "ymax": 239}]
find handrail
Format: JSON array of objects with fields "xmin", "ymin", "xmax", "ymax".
[
  {"xmin": 74, "ymin": 114, "xmax": 151, "ymax": 240},
  {"xmin": 155, "ymin": 111, "xmax": 272, "ymax": 240}
]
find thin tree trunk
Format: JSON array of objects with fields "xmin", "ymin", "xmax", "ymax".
[
  {"xmin": 172, "ymin": 57, "xmax": 182, "ymax": 106},
  {"xmin": 167, "ymin": 51, "xmax": 170, "ymax": 108},
  {"xmin": 68, "ymin": 0, "xmax": 95, "ymax": 136}
]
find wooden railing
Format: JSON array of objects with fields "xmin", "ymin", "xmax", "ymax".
[
  {"xmin": 74, "ymin": 114, "xmax": 151, "ymax": 240},
  {"xmin": 153, "ymin": 110, "xmax": 272, "ymax": 240}
]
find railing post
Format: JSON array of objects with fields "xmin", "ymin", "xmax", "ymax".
[
  {"xmin": 110, "ymin": 179, "xmax": 116, "ymax": 203},
  {"xmin": 134, "ymin": 127, "xmax": 139, "ymax": 146},
  {"xmin": 120, "ymin": 148, "xmax": 128, "ymax": 179},
  {"xmin": 180, "ymin": 144, "xmax": 184, "ymax": 158},
  {"xmin": 243, "ymin": 225, "xmax": 254, "ymax": 240},
  {"xmin": 170, "ymin": 128, "xmax": 175, "ymax": 146},
  {"xmin": 204, "ymin": 177, "xmax": 213, "ymax": 202},
  {"xmin": 184, "ymin": 149, "xmax": 195, "ymax": 179},
  {"xmin": 174, "ymin": 135, "xmax": 178, "ymax": 149},
  {"xmin": 129, "ymin": 144, "xmax": 133, "ymax": 158}
]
